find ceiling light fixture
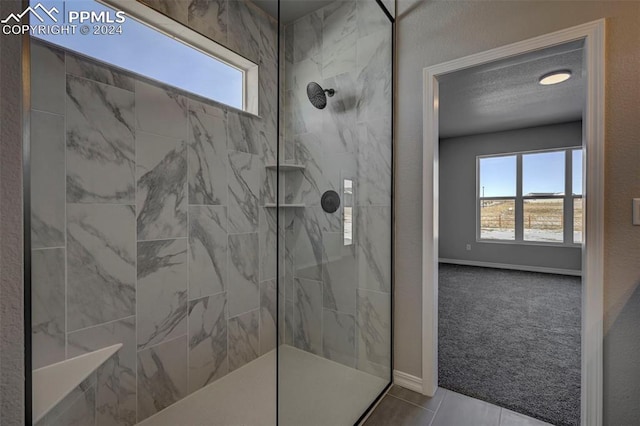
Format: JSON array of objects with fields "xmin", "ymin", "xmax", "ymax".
[{"xmin": 539, "ymin": 70, "xmax": 572, "ymax": 85}]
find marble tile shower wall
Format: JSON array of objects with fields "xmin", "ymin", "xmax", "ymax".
[
  {"xmin": 29, "ymin": 1, "xmax": 278, "ymax": 424},
  {"xmin": 282, "ymin": 0, "xmax": 392, "ymax": 380}
]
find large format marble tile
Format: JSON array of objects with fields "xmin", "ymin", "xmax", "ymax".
[
  {"xmin": 66, "ymin": 75, "xmax": 135, "ymax": 203},
  {"xmin": 137, "ymin": 239, "xmax": 188, "ymax": 350},
  {"xmin": 188, "ymin": 0, "xmax": 227, "ymax": 45},
  {"xmin": 356, "ymin": 206, "xmax": 391, "ymax": 293},
  {"xmin": 357, "ymin": 0, "xmax": 390, "ymax": 39},
  {"xmin": 67, "ymin": 204, "xmax": 136, "ymax": 331},
  {"xmin": 323, "ymin": 309, "xmax": 356, "ymax": 367},
  {"xmin": 188, "ymin": 109, "xmax": 228, "ymax": 206},
  {"xmin": 356, "ymin": 28, "xmax": 392, "ymax": 123},
  {"xmin": 357, "ymin": 288, "xmax": 390, "ymax": 372},
  {"xmin": 228, "ymin": 309, "xmax": 259, "ymax": 371},
  {"xmin": 322, "ymin": 72, "xmax": 358, "ymax": 154},
  {"xmin": 283, "ymin": 210, "xmax": 297, "ymax": 300},
  {"xmin": 31, "ymin": 110, "xmax": 65, "ymax": 249},
  {"xmin": 227, "ymin": 233, "xmax": 259, "ymax": 318},
  {"xmin": 288, "ymin": 207, "xmax": 340, "ymax": 282},
  {"xmin": 285, "ymin": 54, "xmax": 322, "ymax": 95},
  {"xmin": 292, "ymin": 9, "xmax": 322, "ymax": 63},
  {"xmin": 189, "ymin": 99, "xmax": 226, "ymax": 119},
  {"xmin": 257, "ymin": 0, "xmax": 277, "ymax": 65},
  {"xmin": 286, "ymin": 87, "xmax": 324, "ymax": 137},
  {"xmin": 285, "ymin": 133, "xmax": 331, "ymax": 207},
  {"xmin": 31, "ymin": 41, "xmax": 65, "ymax": 114},
  {"xmin": 32, "ymin": 248, "xmax": 66, "ymax": 369},
  {"xmin": 322, "ymin": 232, "xmax": 357, "ymax": 315},
  {"xmin": 285, "ymin": 299, "xmax": 294, "ymax": 346},
  {"xmin": 66, "ymin": 53, "xmax": 135, "ymax": 91},
  {"xmin": 67, "ymin": 317, "xmax": 137, "ymax": 426},
  {"xmin": 257, "ymin": 99, "xmax": 278, "ymax": 165},
  {"xmin": 137, "ymin": 335, "xmax": 188, "ymax": 422},
  {"xmin": 322, "ymin": 153, "xmax": 359, "ymax": 205},
  {"xmin": 261, "ymin": 161, "xmax": 277, "ymax": 206},
  {"xmin": 135, "ymin": 80, "xmax": 188, "ymax": 140},
  {"xmin": 258, "ymin": 14, "xmax": 280, "ymax": 163},
  {"xmin": 284, "ymin": 23, "xmax": 294, "ymax": 64},
  {"xmin": 227, "ymin": 151, "xmax": 260, "ymax": 233},
  {"xmin": 188, "ymin": 293, "xmax": 228, "ymax": 393},
  {"xmin": 356, "ymin": 118, "xmax": 392, "ymax": 206},
  {"xmin": 140, "ymin": 0, "xmax": 189, "ymax": 25},
  {"xmin": 322, "ymin": 0, "xmax": 357, "ymax": 78},
  {"xmin": 259, "ymin": 280, "xmax": 277, "ymax": 355},
  {"xmin": 259, "ymin": 207, "xmax": 278, "ymax": 281},
  {"xmin": 136, "ymin": 131, "xmax": 188, "ymax": 241},
  {"xmin": 227, "ymin": 111, "xmax": 258, "ymax": 155},
  {"xmin": 294, "ymin": 278, "xmax": 322, "ymax": 355},
  {"xmin": 227, "ymin": 0, "xmax": 261, "ymax": 63},
  {"xmin": 188, "ymin": 206, "xmax": 227, "ymax": 300}
]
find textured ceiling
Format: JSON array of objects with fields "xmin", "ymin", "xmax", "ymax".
[
  {"xmin": 439, "ymin": 40, "xmax": 585, "ymax": 139},
  {"xmin": 252, "ymin": 0, "xmax": 329, "ymax": 23}
]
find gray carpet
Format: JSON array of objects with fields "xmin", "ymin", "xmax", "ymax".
[{"xmin": 438, "ymin": 263, "xmax": 581, "ymax": 426}]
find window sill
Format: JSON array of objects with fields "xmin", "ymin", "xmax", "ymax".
[{"xmin": 476, "ymin": 239, "xmax": 582, "ymax": 248}]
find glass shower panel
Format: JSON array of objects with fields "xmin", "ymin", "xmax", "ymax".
[{"xmin": 278, "ymin": 0, "xmax": 393, "ymax": 424}]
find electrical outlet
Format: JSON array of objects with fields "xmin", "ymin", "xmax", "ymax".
[
  {"xmin": 466, "ymin": 244, "xmax": 472, "ymax": 251},
  {"xmin": 633, "ymin": 198, "xmax": 640, "ymax": 225}
]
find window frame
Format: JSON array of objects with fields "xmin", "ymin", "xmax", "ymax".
[
  {"xmin": 476, "ymin": 147, "xmax": 583, "ymax": 247},
  {"xmin": 98, "ymin": 0, "xmax": 259, "ymax": 114}
]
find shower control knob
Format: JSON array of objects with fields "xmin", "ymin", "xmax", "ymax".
[{"xmin": 321, "ymin": 190, "xmax": 340, "ymax": 213}]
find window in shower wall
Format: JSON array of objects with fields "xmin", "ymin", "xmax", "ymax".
[{"xmin": 29, "ymin": 0, "xmax": 257, "ymax": 111}]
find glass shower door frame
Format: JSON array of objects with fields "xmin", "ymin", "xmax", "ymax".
[{"xmin": 275, "ymin": 0, "xmax": 396, "ymax": 424}]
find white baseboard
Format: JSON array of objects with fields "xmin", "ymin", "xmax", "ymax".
[
  {"xmin": 439, "ymin": 258, "xmax": 582, "ymax": 276},
  {"xmin": 393, "ymin": 370, "xmax": 423, "ymax": 394}
]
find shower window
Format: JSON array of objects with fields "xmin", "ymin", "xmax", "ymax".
[{"xmin": 29, "ymin": 0, "xmax": 257, "ymax": 111}]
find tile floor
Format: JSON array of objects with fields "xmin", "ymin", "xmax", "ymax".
[{"xmin": 363, "ymin": 386, "xmax": 554, "ymax": 426}]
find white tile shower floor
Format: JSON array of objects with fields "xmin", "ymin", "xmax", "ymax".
[{"xmin": 139, "ymin": 345, "xmax": 388, "ymax": 426}]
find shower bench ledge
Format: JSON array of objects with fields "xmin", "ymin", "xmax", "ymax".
[{"xmin": 32, "ymin": 343, "xmax": 122, "ymax": 423}]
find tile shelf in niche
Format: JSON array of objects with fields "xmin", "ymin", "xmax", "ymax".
[
  {"xmin": 32, "ymin": 344, "xmax": 122, "ymax": 423},
  {"xmin": 264, "ymin": 203, "xmax": 305, "ymax": 208},
  {"xmin": 265, "ymin": 164, "xmax": 306, "ymax": 171}
]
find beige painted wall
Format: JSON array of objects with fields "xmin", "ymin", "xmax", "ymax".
[{"xmin": 395, "ymin": 0, "xmax": 640, "ymax": 423}]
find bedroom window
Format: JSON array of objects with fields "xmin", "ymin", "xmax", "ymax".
[{"xmin": 478, "ymin": 148, "xmax": 583, "ymax": 245}]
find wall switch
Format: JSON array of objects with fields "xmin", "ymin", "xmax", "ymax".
[
  {"xmin": 633, "ymin": 199, "xmax": 640, "ymax": 225},
  {"xmin": 466, "ymin": 244, "xmax": 472, "ymax": 251}
]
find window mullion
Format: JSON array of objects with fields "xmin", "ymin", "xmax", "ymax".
[
  {"xmin": 515, "ymin": 154, "xmax": 523, "ymax": 241},
  {"xmin": 564, "ymin": 149, "xmax": 573, "ymax": 243}
]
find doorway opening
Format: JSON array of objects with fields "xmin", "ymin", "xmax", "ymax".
[{"xmin": 422, "ymin": 20, "xmax": 605, "ymax": 426}]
